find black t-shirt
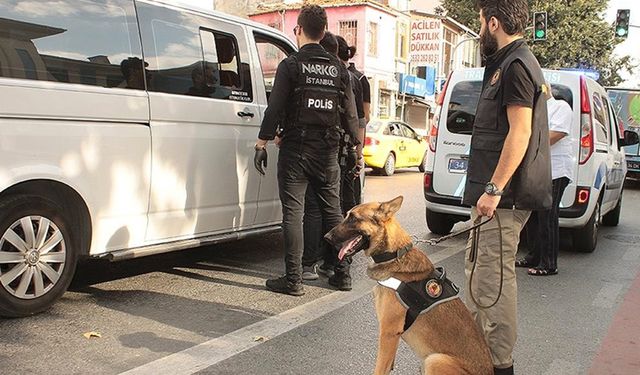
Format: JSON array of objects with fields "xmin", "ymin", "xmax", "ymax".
[
  {"xmin": 502, "ymin": 61, "xmax": 535, "ymax": 108},
  {"xmin": 349, "ymin": 71, "xmax": 365, "ymax": 119}
]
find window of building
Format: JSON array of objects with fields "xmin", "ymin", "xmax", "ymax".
[
  {"xmin": 396, "ymin": 22, "xmax": 408, "ymax": 60},
  {"xmin": 339, "ymin": 20, "xmax": 358, "ymax": 47},
  {"xmin": 0, "ymin": 0, "xmax": 142, "ymax": 89},
  {"xmin": 268, "ymin": 22, "xmax": 282, "ymax": 31},
  {"xmin": 368, "ymin": 22, "xmax": 378, "ymax": 57},
  {"xmin": 138, "ymin": 3, "xmax": 252, "ymax": 102}
]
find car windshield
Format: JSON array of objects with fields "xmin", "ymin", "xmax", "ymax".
[{"xmin": 367, "ymin": 121, "xmax": 384, "ymax": 133}]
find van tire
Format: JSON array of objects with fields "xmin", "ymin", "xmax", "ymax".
[
  {"xmin": 381, "ymin": 153, "xmax": 395, "ymax": 176},
  {"xmin": 573, "ymin": 200, "xmax": 600, "ymax": 253},
  {"xmin": 426, "ymin": 209, "xmax": 454, "ymax": 235},
  {"xmin": 602, "ymin": 194, "xmax": 622, "ymax": 227},
  {"xmin": 418, "ymin": 152, "xmax": 428, "ymax": 173},
  {"xmin": 0, "ymin": 195, "xmax": 79, "ymax": 317}
]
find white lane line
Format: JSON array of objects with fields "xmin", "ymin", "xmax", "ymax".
[
  {"xmin": 545, "ymin": 359, "xmax": 581, "ymax": 375},
  {"xmin": 119, "ymin": 244, "xmax": 467, "ymax": 375},
  {"xmin": 591, "ymin": 282, "xmax": 624, "ymax": 309}
]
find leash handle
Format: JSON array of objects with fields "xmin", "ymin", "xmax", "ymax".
[{"xmin": 468, "ymin": 212, "xmax": 504, "ymax": 309}]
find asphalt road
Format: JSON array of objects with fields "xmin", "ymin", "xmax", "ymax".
[{"xmin": 2, "ymin": 169, "xmax": 640, "ymax": 375}]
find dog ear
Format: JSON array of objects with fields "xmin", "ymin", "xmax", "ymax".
[{"xmin": 377, "ymin": 196, "xmax": 403, "ymax": 220}]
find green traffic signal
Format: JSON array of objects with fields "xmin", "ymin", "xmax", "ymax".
[
  {"xmin": 533, "ymin": 11, "xmax": 547, "ymax": 41},
  {"xmin": 615, "ymin": 9, "xmax": 630, "ymax": 39}
]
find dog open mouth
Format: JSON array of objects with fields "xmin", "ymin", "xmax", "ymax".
[{"xmin": 338, "ymin": 234, "xmax": 370, "ymax": 261}]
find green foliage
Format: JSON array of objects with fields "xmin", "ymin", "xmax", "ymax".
[{"xmin": 438, "ymin": 0, "xmax": 636, "ymax": 87}]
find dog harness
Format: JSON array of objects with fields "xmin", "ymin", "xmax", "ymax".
[{"xmin": 378, "ymin": 267, "xmax": 460, "ymax": 332}]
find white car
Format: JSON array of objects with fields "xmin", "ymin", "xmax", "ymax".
[
  {"xmin": 424, "ymin": 68, "xmax": 639, "ymax": 252},
  {"xmin": 0, "ymin": 0, "xmax": 300, "ymax": 316}
]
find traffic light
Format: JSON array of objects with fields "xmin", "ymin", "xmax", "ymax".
[
  {"xmin": 615, "ymin": 9, "xmax": 630, "ymax": 38},
  {"xmin": 533, "ymin": 11, "xmax": 547, "ymax": 41}
]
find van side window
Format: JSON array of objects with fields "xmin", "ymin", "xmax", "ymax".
[
  {"xmin": 254, "ymin": 34, "xmax": 294, "ymax": 98},
  {"xmin": 446, "ymin": 81, "xmax": 483, "ymax": 135},
  {"xmin": 0, "ymin": 0, "xmax": 142, "ymax": 89},
  {"xmin": 592, "ymin": 93, "xmax": 610, "ymax": 143},
  {"xmin": 138, "ymin": 3, "xmax": 252, "ymax": 102}
]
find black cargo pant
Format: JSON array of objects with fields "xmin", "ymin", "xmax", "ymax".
[
  {"xmin": 524, "ymin": 177, "xmax": 570, "ymax": 270},
  {"xmin": 302, "ymin": 167, "xmax": 357, "ymax": 268},
  {"xmin": 278, "ymin": 127, "xmax": 348, "ymax": 284}
]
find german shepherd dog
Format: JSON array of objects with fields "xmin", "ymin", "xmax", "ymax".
[{"xmin": 325, "ymin": 196, "xmax": 492, "ymax": 375}]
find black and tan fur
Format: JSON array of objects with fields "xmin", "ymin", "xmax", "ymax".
[{"xmin": 325, "ymin": 196, "xmax": 492, "ymax": 375}]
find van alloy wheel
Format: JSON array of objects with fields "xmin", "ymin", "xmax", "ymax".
[{"xmin": 0, "ymin": 216, "xmax": 66, "ymax": 299}]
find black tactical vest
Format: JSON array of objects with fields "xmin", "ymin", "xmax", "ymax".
[
  {"xmin": 463, "ymin": 40, "xmax": 552, "ymax": 210},
  {"xmin": 288, "ymin": 49, "xmax": 345, "ymax": 128}
]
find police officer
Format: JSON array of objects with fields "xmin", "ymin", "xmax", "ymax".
[
  {"xmin": 462, "ymin": 1, "xmax": 551, "ymax": 374},
  {"xmin": 254, "ymin": 5, "xmax": 359, "ymax": 296}
]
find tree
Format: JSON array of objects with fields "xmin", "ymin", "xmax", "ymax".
[{"xmin": 437, "ymin": 0, "xmax": 635, "ymax": 87}]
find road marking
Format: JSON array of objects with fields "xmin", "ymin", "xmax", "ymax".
[
  {"xmin": 546, "ymin": 359, "xmax": 581, "ymax": 375},
  {"xmin": 119, "ymin": 244, "xmax": 467, "ymax": 375},
  {"xmin": 592, "ymin": 282, "xmax": 624, "ymax": 309}
]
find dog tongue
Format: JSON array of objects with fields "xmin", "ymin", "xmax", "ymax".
[{"xmin": 338, "ymin": 236, "xmax": 362, "ymax": 261}]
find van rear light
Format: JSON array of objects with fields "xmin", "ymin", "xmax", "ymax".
[
  {"xmin": 365, "ymin": 137, "xmax": 379, "ymax": 146},
  {"xmin": 424, "ymin": 172, "xmax": 433, "ymax": 191},
  {"xmin": 429, "ymin": 119, "xmax": 438, "ymax": 152},
  {"xmin": 577, "ymin": 188, "xmax": 590, "ymax": 204},
  {"xmin": 579, "ymin": 76, "xmax": 593, "ymax": 165}
]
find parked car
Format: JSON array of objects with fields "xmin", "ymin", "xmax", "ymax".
[
  {"xmin": 363, "ymin": 119, "xmax": 429, "ymax": 176},
  {"xmin": 607, "ymin": 89, "xmax": 640, "ymax": 179},
  {"xmin": 424, "ymin": 68, "xmax": 639, "ymax": 252},
  {"xmin": 0, "ymin": 0, "xmax": 301, "ymax": 317}
]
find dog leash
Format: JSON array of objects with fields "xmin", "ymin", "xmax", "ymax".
[{"xmin": 412, "ymin": 213, "xmax": 504, "ymax": 309}]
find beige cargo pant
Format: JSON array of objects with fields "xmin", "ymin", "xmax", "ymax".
[{"xmin": 465, "ymin": 207, "xmax": 531, "ymax": 369}]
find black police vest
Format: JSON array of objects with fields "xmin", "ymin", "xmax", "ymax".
[
  {"xmin": 463, "ymin": 41, "xmax": 552, "ymax": 210},
  {"xmin": 378, "ymin": 267, "xmax": 460, "ymax": 332},
  {"xmin": 288, "ymin": 50, "xmax": 345, "ymax": 128}
]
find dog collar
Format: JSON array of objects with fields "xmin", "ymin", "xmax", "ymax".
[{"xmin": 371, "ymin": 243, "xmax": 413, "ymax": 264}]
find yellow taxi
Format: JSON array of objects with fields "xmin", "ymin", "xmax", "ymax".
[{"xmin": 363, "ymin": 119, "xmax": 429, "ymax": 176}]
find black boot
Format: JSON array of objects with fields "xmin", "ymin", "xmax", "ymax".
[
  {"xmin": 494, "ymin": 365, "xmax": 514, "ymax": 375},
  {"xmin": 266, "ymin": 276, "xmax": 304, "ymax": 296},
  {"xmin": 328, "ymin": 272, "xmax": 352, "ymax": 291}
]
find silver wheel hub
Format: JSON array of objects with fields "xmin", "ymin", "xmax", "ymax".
[{"xmin": 0, "ymin": 216, "xmax": 66, "ymax": 300}]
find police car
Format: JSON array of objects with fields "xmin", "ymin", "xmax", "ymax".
[{"xmin": 424, "ymin": 68, "xmax": 639, "ymax": 252}]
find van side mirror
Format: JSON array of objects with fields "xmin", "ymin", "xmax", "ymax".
[{"xmin": 620, "ymin": 130, "xmax": 640, "ymax": 147}]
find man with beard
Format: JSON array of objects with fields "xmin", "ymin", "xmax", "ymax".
[{"xmin": 462, "ymin": 1, "xmax": 551, "ymax": 374}]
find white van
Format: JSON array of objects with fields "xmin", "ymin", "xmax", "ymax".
[
  {"xmin": 424, "ymin": 68, "xmax": 638, "ymax": 252},
  {"xmin": 0, "ymin": 0, "xmax": 302, "ymax": 316}
]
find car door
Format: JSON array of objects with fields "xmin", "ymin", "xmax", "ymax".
[
  {"xmin": 388, "ymin": 122, "xmax": 407, "ymax": 166},
  {"xmin": 604, "ymin": 95, "xmax": 626, "ymax": 206},
  {"xmin": 138, "ymin": 2, "xmax": 262, "ymax": 242},
  {"xmin": 400, "ymin": 123, "xmax": 424, "ymax": 167},
  {"xmin": 249, "ymin": 30, "xmax": 296, "ymax": 226},
  {"xmin": 590, "ymin": 90, "xmax": 617, "ymax": 208}
]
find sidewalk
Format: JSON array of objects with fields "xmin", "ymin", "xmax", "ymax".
[{"xmin": 589, "ymin": 268, "xmax": 640, "ymax": 374}]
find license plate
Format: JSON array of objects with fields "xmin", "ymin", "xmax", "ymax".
[
  {"xmin": 448, "ymin": 158, "xmax": 468, "ymax": 173},
  {"xmin": 628, "ymin": 161, "xmax": 640, "ymax": 170}
]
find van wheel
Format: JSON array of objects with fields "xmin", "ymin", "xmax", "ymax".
[
  {"xmin": 602, "ymin": 194, "xmax": 622, "ymax": 227},
  {"xmin": 0, "ymin": 195, "xmax": 78, "ymax": 317},
  {"xmin": 573, "ymin": 200, "xmax": 600, "ymax": 253},
  {"xmin": 426, "ymin": 209, "xmax": 454, "ymax": 235},
  {"xmin": 381, "ymin": 153, "xmax": 395, "ymax": 176},
  {"xmin": 418, "ymin": 152, "xmax": 428, "ymax": 173}
]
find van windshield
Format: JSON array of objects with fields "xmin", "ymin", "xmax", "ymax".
[
  {"xmin": 446, "ymin": 81, "xmax": 574, "ymax": 135},
  {"xmin": 447, "ymin": 81, "xmax": 483, "ymax": 135}
]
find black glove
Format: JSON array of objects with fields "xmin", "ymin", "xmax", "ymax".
[
  {"xmin": 254, "ymin": 147, "xmax": 267, "ymax": 175},
  {"xmin": 346, "ymin": 148, "xmax": 358, "ymax": 170}
]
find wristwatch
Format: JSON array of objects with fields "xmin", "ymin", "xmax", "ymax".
[{"xmin": 484, "ymin": 182, "xmax": 503, "ymax": 196}]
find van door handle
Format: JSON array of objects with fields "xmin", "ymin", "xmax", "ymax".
[{"xmin": 237, "ymin": 111, "xmax": 255, "ymax": 118}]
